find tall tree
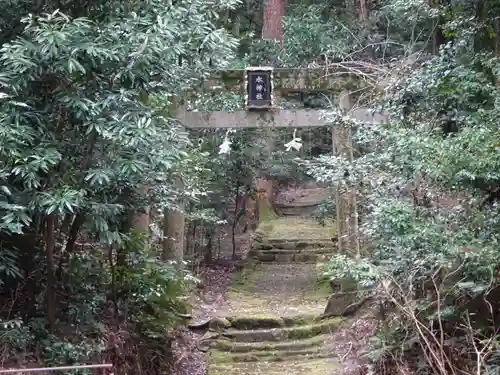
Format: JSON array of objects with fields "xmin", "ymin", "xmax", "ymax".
[{"xmin": 262, "ymin": 0, "xmax": 285, "ymax": 42}]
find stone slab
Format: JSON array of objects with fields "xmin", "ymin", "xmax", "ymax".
[{"xmin": 179, "ymin": 107, "xmax": 387, "ymax": 129}]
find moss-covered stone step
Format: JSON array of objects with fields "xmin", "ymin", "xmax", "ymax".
[
  {"xmin": 255, "ymin": 217, "xmax": 335, "ymax": 242},
  {"xmin": 210, "ymin": 333, "xmax": 329, "ymax": 353},
  {"xmin": 275, "ymin": 203, "xmax": 319, "ymax": 216},
  {"xmin": 227, "ymin": 313, "xmax": 321, "ymax": 330},
  {"xmin": 259, "ymin": 253, "xmax": 327, "ymax": 263},
  {"xmin": 252, "ymin": 248, "xmax": 334, "ymax": 256},
  {"xmin": 250, "ymin": 248, "xmax": 334, "ymax": 263},
  {"xmin": 253, "ymin": 240, "xmax": 334, "ymax": 250},
  {"xmin": 208, "ymin": 357, "xmax": 338, "ymax": 375},
  {"xmin": 210, "ymin": 347, "xmax": 327, "ymax": 363},
  {"xmin": 221, "ymin": 317, "xmax": 341, "ymax": 342}
]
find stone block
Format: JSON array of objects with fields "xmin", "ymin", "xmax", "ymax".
[
  {"xmin": 257, "ymin": 253, "xmax": 275, "ymax": 262},
  {"xmin": 318, "ymin": 254, "xmax": 328, "ymax": 262},
  {"xmin": 274, "ymin": 253, "xmax": 294, "ymax": 262},
  {"xmin": 293, "ymin": 253, "xmax": 318, "ymax": 262},
  {"xmin": 253, "ymin": 242, "xmax": 273, "ymax": 250},
  {"xmin": 323, "ymin": 291, "xmax": 360, "ymax": 317},
  {"xmin": 280, "ymin": 242, "xmax": 298, "ymax": 250}
]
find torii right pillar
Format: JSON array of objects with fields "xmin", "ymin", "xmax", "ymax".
[{"xmin": 333, "ymin": 91, "xmax": 361, "ymax": 259}]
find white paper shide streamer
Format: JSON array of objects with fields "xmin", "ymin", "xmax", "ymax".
[
  {"xmin": 219, "ymin": 129, "xmax": 233, "ymax": 155},
  {"xmin": 284, "ymin": 129, "xmax": 302, "ymax": 152}
]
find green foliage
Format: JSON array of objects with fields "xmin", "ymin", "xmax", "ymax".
[
  {"xmin": 0, "ymin": 0, "xmax": 498, "ymax": 372},
  {"xmin": 0, "ymin": 248, "xmax": 22, "ymax": 283},
  {"xmin": 117, "ymin": 231, "xmax": 195, "ymax": 336},
  {"xmin": 43, "ymin": 339, "xmax": 106, "ymax": 375},
  {"xmin": 312, "ymin": 198, "xmax": 336, "ymax": 226},
  {"xmin": 302, "ymin": 0, "xmax": 500, "ymax": 372},
  {"xmin": 0, "ymin": 0, "xmax": 239, "ymax": 371},
  {"xmin": 321, "ymin": 253, "xmax": 378, "ymax": 288}
]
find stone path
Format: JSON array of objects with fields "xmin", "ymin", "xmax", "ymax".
[{"xmin": 202, "ymin": 211, "xmax": 342, "ymax": 375}]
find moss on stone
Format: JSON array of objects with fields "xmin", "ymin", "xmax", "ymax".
[
  {"xmin": 229, "ymin": 262, "xmax": 262, "ymax": 290},
  {"xmin": 257, "ymin": 204, "xmax": 277, "ymax": 227},
  {"xmin": 281, "ymin": 314, "xmax": 320, "ymax": 326},
  {"xmin": 210, "ymin": 338, "xmax": 234, "ymax": 351},
  {"xmin": 226, "ymin": 313, "xmax": 322, "ymax": 330},
  {"xmin": 228, "ymin": 314, "xmax": 286, "ymax": 329},
  {"xmin": 207, "ymin": 68, "xmax": 365, "ymax": 94},
  {"xmin": 222, "ymin": 320, "xmax": 338, "ymax": 342},
  {"xmin": 286, "ymin": 318, "xmax": 341, "ymax": 340},
  {"xmin": 210, "ymin": 348, "xmax": 326, "ymax": 363},
  {"xmin": 208, "ymin": 317, "xmax": 232, "ymax": 331},
  {"xmin": 263, "ymin": 217, "xmax": 335, "ymax": 241},
  {"xmin": 226, "ymin": 317, "xmax": 341, "ymax": 342},
  {"xmin": 208, "ymin": 357, "xmax": 339, "ymax": 375},
  {"xmin": 211, "ymin": 333, "xmax": 329, "ymax": 353},
  {"xmin": 220, "ymin": 262, "xmax": 331, "ymax": 318},
  {"xmin": 312, "ymin": 279, "xmax": 334, "ymax": 299}
]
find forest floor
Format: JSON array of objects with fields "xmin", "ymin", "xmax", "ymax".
[{"xmin": 172, "ymin": 187, "xmax": 378, "ymax": 375}]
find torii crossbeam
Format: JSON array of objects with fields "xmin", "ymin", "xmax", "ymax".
[{"xmin": 179, "ymin": 67, "xmax": 386, "ymax": 129}]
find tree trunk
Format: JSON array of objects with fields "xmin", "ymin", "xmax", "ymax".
[
  {"xmin": 162, "ymin": 204, "xmax": 185, "ymax": 263},
  {"xmin": 232, "ymin": 187, "xmax": 241, "ymax": 260},
  {"xmin": 345, "ymin": 0, "xmax": 356, "ymax": 15},
  {"xmin": 496, "ymin": 18, "xmax": 500, "ymax": 57},
  {"xmin": 262, "ymin": 0, "xmax": 285, "ymax": 43},
  {"xmin": 187, "ymin": 219, "xmax": 197, "ymax": 259},
  {"xmin": 359, "ymin": 0, "xmax": 370, "ymax": 23},
  {"xmin": 232, "ymin": 191, "xmax": 247, "ymax": 260},
  {"xmin": 232, "ymin": 12, "xmax": 241, "ymax": 37},
  {"xmin": 63, "ymin": 213, "xmax": 85, "ymax": 254},
  {"xmin": 132, "ymin": 206, "xmax": 150, "ymax": 233},
  {"xmin": 204, "ymin": 226, "xmax": 215, "ymax": 264},
  {"xmin": 131, "ymin": 184, "xmax": 151, "ymax": 253},
  {"xmin": 108, "ymin": 245, "xmax": 118, "ymax": 318},
  {"xmin": 56, "ymin": 212, "xmax": 85, "ymax": 282},
  {"xmin": 45, "ymin": 215, "xmax": 57, "ymax": 330}
]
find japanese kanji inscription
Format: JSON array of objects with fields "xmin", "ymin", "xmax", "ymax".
[{"xmin": 245, "ymin": 67, "xmax": 273, "ymax": 109}]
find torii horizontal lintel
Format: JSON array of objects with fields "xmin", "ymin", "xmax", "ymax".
[
  {"xmin": 178, "ymin": 108, "xmax": 387, "ymax": 129},
  {"xmin": 201, "ymin": 67, "xmax": 363, "ymax": 93}
]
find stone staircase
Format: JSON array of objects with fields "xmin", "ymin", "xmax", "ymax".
[
  {"xmin": 202, "ymin": 208, "xmax": 341, "ymax": 374},
  {"xmin": 189, "ymin": 188, "xmax": 350, "ymax": 374},
  {"xmin": 186, "ymin": 187, "xmax": 375, "ymax": 374},
  {"xmin": 206, "ymin": 314, "xmax": 341, "ymax": 375},
  {"xmin": 249, "ymin": 216, "xmax": 335, "ymax": 263}
]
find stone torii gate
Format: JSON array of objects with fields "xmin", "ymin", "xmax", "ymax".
[{"xmin": 165, "ymin": 66, "xmax": 386, "ymax": 262}]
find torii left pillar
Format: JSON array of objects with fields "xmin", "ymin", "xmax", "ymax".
[{"xmin": 162, "ymin": 104, "xmax": 187, "ymax": 264}]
